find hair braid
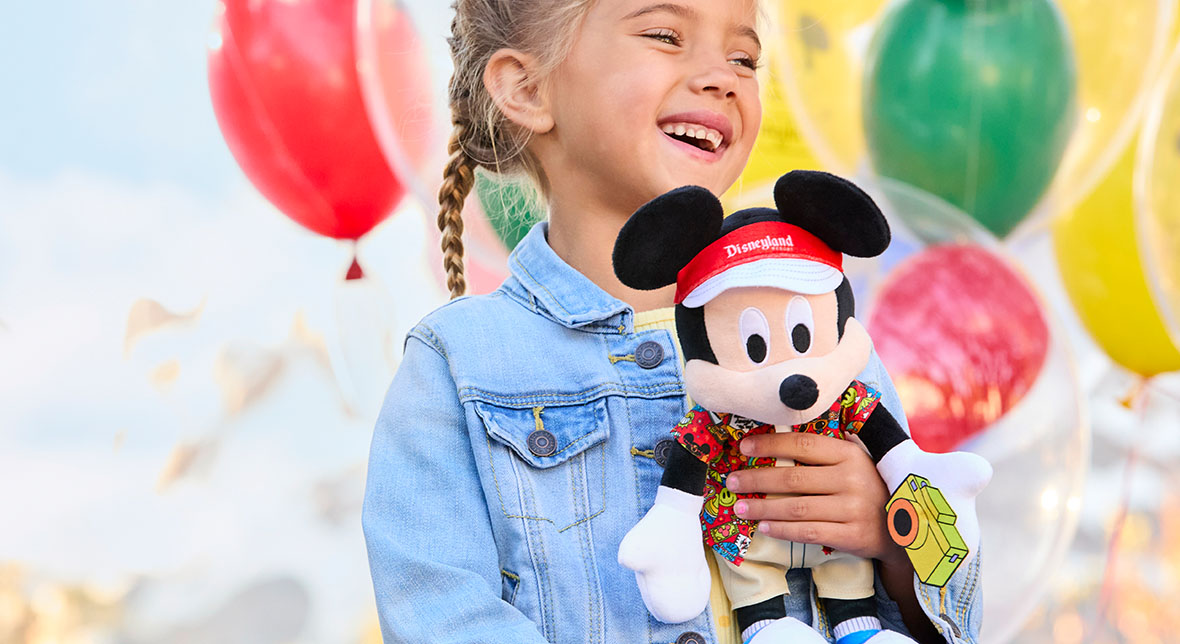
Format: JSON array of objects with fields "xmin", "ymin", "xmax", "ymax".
[{"xmin": 438, "ymin": 121, "xmax": 476, "ymax": 299}]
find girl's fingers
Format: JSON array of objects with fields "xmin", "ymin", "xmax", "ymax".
[
  {"xmin": 734, "ymin": 494, "xmax": 873, "ymax": 524},
  {"xmin": 756, "ymin": 520, "xmax": 860, "ymax": 552},
  {"xmin": 739, "ymin": 432, "xmax": 858, "ymax": 466},
  {"xmin": 725, "ymin": 465, "xmax": 842, "ymax": 495}
]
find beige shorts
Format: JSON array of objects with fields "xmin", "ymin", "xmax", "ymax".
[{"xmin": 716, "ymin": 530, "xmax": 875, "ymax": 609}]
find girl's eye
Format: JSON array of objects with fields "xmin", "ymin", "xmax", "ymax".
[
  {"xmin": 729, "ymin": 54, "xmax": 760, "ymax": 71},
  {"xmin": 739, "ymin": 307, "xmax": 771, "ymax": 365},
  {"xmin": 785, "ymin": 297, "xmax": 814, "ymax": 355},
  {"xmin": 643, "ymin": 29, "xmax": 681, "ymax": 46}
]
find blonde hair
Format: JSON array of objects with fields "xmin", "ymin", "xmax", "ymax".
[{"xmin": 438, "ymin": 0, "xmax": 594, "ymax": 299}]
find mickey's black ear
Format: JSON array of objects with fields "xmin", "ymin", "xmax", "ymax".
[
  {"xmin": 613, "ymin": 186, "xmax": 724, "ymax": 290},
  {"xmin": 773, "ymin": 170, "xmax": 890, "ymax": 258}
]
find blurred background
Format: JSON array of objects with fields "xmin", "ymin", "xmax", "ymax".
[{"xmin": 1, "ymin": 0, "xmax": 1179, "ymax": 642}]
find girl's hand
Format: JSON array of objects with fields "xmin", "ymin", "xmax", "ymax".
[{"xmin": 725, "ymin": 431, "xmax": 907, "ymax": 567}]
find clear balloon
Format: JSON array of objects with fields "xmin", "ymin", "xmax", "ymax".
[
  {"xmin": 1137, "ymin": 41, "xmax": 1180, "ymax": 356},
  {"xmin": 355, "ymin": 0, "xmax": 440, "ymax": 196},
  {"xmin": 1055, "ymin": 141, "xmax": 1180, "ymax": 376},
  {"xmin": 362, "ymin": 0, "xmax": 536, "ymax": 293},
  {"xmin": 769, "ymin": 0, "xmax": 1175, "ymax": 237},
  {"xmin": 852, "ymin": 181, "xmax": 1086, "ymax": 640},
  {"xmin": 722, "ymin": 60, "xmax": 822, "ymax": 209},
  {"xmin": 474, "ymin": 172, "xmax": 546, "ymax": 252},
  {"xmin": 968, "ymin": 323, "xmax": 1087, "ymax": 644}
]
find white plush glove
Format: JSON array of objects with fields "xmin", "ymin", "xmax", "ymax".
[
  {"xmin": 876, "ymin": 439, "xmax": 993, "ymax": 562},
  {"xmin": 617, "ymin": 486, "xmax": 711, "ymax": 624}
]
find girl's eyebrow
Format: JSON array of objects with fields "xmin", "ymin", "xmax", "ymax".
[
  {"xmin": 623, "ymin": 3, "xmax": 761, "ymax": 51},
  {"xmin": 623, "ymin": 3, "xmax": 697, "ymax": 21},
  {"xmin": 736, "ymin": 25, "xmax": 761, "ymax": 51}
]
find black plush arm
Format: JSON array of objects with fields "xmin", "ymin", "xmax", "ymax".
[
  {"xmin": 659, "ymin": 443, "xmax": 708, "ymax": 495},
  {"xmin": 858, "ymin": 405, "xmax": 909, "ymax": 464}
]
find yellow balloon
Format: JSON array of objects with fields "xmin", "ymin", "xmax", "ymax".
[
  {"xmin": 1136, "ymin": 41, "xmax": 1180, "ymax": 352},
  {"xmin": 767, "ymin": 0, "xmax": 885, "ymax": 174},
  {"xmin": 1053, "ymin": 143, "xmax": 1180, "ymax": 376},
  {"xmin": 723, "ymin": 60, "xmax": 822, "ymax": 209}
]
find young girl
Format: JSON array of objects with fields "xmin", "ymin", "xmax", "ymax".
[{"xmin": 363, "ymin": 1, "xmax": 983, "ymax": 643}]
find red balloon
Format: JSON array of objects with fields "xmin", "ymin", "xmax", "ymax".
[
  {"xmin": 207, "ymin": 0, "xmax": 405, "ymax": 240},
  {"xmin": 867, "ymin": 245, "xmax": 1050, "ymax": 453}
]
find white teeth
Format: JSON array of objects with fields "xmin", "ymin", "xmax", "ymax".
[{"xmin": 661, "ymin": 122, "xmax": 725, "ymax": 152}]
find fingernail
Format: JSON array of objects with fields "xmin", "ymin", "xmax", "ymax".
[
  {"xmin": 740, "ymin": 437, "xmax": 756, "ymax": 455},
  {"xmin": 726, "ymin": 474, "xmax": 741, "ymax": 491},
  {"xmin": 734, "ymin": 501, "xmax": 748, "ymax": 516},
  {"xmin": 759, "ymin": 522, "xmax": 772, "ymax": 533}
]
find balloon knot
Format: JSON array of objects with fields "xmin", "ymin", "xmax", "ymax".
[
  {"xmin": 1118, "ymin": 377, "xmax": 1148, "ymax": 410},
  {"xmin": 346, "ymin": 258, "xmax": 365, "ymax": 281}
]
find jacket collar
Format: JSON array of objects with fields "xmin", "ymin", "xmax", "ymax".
[{"xmin": 507, "ymin": 222, "xmax": 632, "ymax": 331}]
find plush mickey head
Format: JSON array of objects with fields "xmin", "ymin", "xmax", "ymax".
[{"xmin": 615, "ymin": 170, "xmax": 891, "ymax": 427}]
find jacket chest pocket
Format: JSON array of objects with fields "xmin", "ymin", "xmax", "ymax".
[{"xmin": 473, "ymin": 397, "xmax": 610, "ymax": 532}]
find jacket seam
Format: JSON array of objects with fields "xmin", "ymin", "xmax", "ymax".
[
  {"xmin": 557, "ymin": 441, "xmax": 608, "ymax": 532},
  {"xmin": 483, "ymin": 429, "xmax": 554, "ymax": 525},
  {"xmin": 409, "ymin": 324, "xmax": 448, "ymax": 360},
  {"xmin": 956, "ymin": 552, "xmax": 981, "ymax": 641},
  {"xmin": 523, "ymin": 476, "xmax": 556, "ymax": 641},
  {"xmin": 513, "ymin": 253, "xmax": 574, "ymax": 316},
  {"xmin": 918, "ymin": 584, "xmax": 950, "ymax": 641},
  {"xmin": 460, "ymin": 382, "xmax": 685, "ymax": 405}
]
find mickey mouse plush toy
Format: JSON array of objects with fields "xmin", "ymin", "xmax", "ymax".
[{"xmin": 614, "ymin": 171, "xmax": 992, "ymax": 644}]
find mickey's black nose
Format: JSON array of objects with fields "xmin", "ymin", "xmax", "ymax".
[{"xmin": 780, "ymin": 375, "xmax": 819, "ymax": 410}]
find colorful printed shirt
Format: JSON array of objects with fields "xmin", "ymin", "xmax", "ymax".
[{"xmin": 672, "ymin": 380, "xmax": 882, "ymax": 565}]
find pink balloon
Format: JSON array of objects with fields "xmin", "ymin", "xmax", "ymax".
[{"xmin": 867, "ymin": 244, "xmax": 1050, "ymax": 452}]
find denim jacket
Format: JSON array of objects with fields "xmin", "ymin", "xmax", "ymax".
[{"xmin": 363, "ymin": 222, "xmax": 983, "ymax": 643}]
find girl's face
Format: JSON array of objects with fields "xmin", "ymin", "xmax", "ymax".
[{"xmin": 540, "ymin": 0, "xmax": 762, "ymax": 213}]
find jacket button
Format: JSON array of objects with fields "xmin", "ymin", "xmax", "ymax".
[
  {"xmin": 635, "ymin": 341, "xmax": 665, "ymax": 369},
  {"xmin": 676, "ymin": 632, "xmax": 706, "ymax": 644},
  {"xmin": 527, "ymin": 429, "xmax": 557, "ymax": 457},
  {"xmin": 654, "ymin": 438, "xmax": 677, "ymax": 467}
]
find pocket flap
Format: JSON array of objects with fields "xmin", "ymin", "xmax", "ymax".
[{"xmin": 473, "ymin": 398, "xmax": 610, "ymax": 469}]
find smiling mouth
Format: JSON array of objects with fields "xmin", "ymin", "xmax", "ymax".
[{"xmin": 661, "ymin": 122, "xmax": 725, "ymax": 153}]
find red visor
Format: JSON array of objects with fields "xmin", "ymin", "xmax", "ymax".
[{"xmin": 674, "ymin": 221, "xmax": 843, "ymax": 304}]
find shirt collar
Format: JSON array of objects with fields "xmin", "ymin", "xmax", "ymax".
[{"xmin": 507, "ymin": 222, "xmax": 632, "ymax": 330}]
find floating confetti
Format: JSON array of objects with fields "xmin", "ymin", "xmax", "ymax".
[{"xmin": 123, "ymin": 298, "xmax": 204, "ymax": 357}]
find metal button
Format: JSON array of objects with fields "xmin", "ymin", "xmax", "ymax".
[
  {"xmin": 654, "ymin": 438, "xmax": 677, "ymax": 468},
  {"xmin": 676, "ymin": 632, "xmax": 706, "ymax": 644},
  {"xmin": 527, "ymin": 429, "xmax": 557, "ymax": 457},
  {"xmin": 635, "ymin": 341, "xmax": 665, "ymax": 369}
]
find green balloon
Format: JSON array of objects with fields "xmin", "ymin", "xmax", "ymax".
[
  {"xmin": 863, "ymin": 0, "xmax": 1077, "ymax": 237},
  {"xmin": 475, "ymin": 172, "xmax": 547, "ymax": 251}
]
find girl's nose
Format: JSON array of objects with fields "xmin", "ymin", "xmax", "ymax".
[{"xmin": 689, "ymin": 63, "xmax": 739, "ymax": 99}]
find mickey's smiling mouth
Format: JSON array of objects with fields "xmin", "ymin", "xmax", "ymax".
[{"xmin": 661, "ymin": 122, "xmax": 725, "ymax": 153}]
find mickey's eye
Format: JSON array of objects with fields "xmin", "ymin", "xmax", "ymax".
[
  {"xmin": 785, "ymin": 297, "xmax": 814, "ymax": 355},
  {"xmin": 739, "ymin": 307, "xmax": 770, "ymax": 365}
]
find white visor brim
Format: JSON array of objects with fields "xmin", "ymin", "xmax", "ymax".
[{"xmin": 681, "ymin": 258, "xmax": 844, "ymax": 308}]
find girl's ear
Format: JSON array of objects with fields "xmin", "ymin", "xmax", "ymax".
[
  {"xmin": 773, "ymin": 170, "xmax": 891, "ymax": 258},
  {"xmin": 613, "ymin": 186, "xmax": 724, "ymax": 290},
  {"xmin": 484, "ymin": 49, "xmax": 554, "ymax": 134}
]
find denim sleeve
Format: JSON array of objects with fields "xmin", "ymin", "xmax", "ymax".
[
  {"xmin": 860, "ymin": 350, "xmax": 983, "ymax": 644},
  {"xmin": 362, "ymin": 333, "xmax": 549, "ymax": 643}
]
